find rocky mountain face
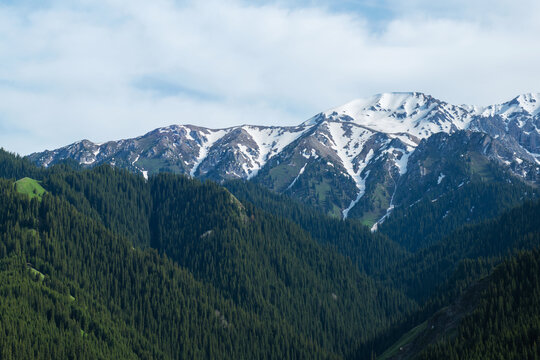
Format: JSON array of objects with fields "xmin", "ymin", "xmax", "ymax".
[{"xmin": 27, "ymin": 92, "xmax": 540, "ymax": 225}]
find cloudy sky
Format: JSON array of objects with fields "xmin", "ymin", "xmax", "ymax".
[{"xmin": 1, "ymin": 0, "xmax": 539, "ymax": 155}]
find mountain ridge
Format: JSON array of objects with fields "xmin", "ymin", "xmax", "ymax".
[{"xmin": 27, "ymin": 92, "xmax": 540, "ymax": 223}]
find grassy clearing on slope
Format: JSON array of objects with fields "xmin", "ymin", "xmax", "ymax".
[
  {"xmin": 359, "ymin": 211, "xmax": 380, "ymax": 227},
  {"xmin": 314, "ymin": 180, "xmax": 331, "ymax": 203},
  {"xmin": 14, "ymin": 177, "xmax": 46, "ymax": 200},
  {"xmin": 328, "ymin": 204, "xmax": 342, "ymax": 218},
  {"xmin": 268, "ymin": 164, "xmax": 299, "ymax": 191},
  {"xmin": 467, "ymin": 152, "xmax": 494, "ymax": 181},
  {"xmin": 28, "ymin": 267, "xmax": 45, "ymax": 282}
]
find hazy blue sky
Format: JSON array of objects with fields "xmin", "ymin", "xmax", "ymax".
[{"xmin": 1, "ymin": 0, "xmax": 539, "ymax": 154}]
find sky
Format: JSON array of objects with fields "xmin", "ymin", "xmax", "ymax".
[{"xmin": 1, "ymin": 0, "xmax": 540, "ymax": 155}]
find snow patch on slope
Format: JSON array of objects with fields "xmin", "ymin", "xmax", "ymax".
[
  {"xmin": 301, "ymin": 148, "xmax": 318, "ymax": 159},
  {"xmin": 286, "ymin": 162, "xmax": 308, "ymax": 190},
  {"xmin": 343, "ymin": 170, "xmax": 371, "ymax": 219},
  {"xmin": 81, "ymin": 158, "xmax": 96, "ymax": 165},
  {"xmin": 242, "ymin": 126, "xmax": 311, "ymax": 179},
  {"xmin": 179, "ymin": 125, "xmax": 195, "ymax": 141},
  {"xmin": 326, "ymin": 122, "xmax": 378, "ymax": 218},
  {"xmin": 394, "ymin": 151, "xmax": 410, "ymax": 175},
  {"xmin": 326, "ymin": 122, "xmax": 375, "ymax": 185},
  {"xmin": 190, "ymin": 129, "xmax": 230, "ymax": 176},
  {"xmin": 437, "ymin": 173, "xmax": 446, "ymax": 184}
]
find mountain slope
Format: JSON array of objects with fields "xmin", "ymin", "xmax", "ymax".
[
  {"xmin": 417, "ymin": 248, "xmax": 540, "ymax": 360},
  {"xmin": 380, "ymin": 248, "xmax": 540, "ymax": 360},
  {"xmin": 378, "ymin": 180, "xmax": 537, "ymax": 251},
  {"xmin": 379, "ymin": 199, "xmax": 540, "ymax": 303},
  {"xmin": 224, "ymin": 179, "xmax": 409, "ymax": 275},
  {"xmin": 2, "ymin": 155, "xmax": 360, "ymax": 358},
  {"xmin": 0, "ymin": 177, "xmax": 340, "ymax": 359},
  {"xmin": 356, "ymin": 198, "xmax": 540, "ymax": 359},
  {"xmin": 2, "ymin": 151, "xmax": 419, "ymax": 358}
]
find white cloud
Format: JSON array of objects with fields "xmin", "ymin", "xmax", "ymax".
[{"xmin": 0, "ymin": 0, "xmax": 539, "ymax": 155}]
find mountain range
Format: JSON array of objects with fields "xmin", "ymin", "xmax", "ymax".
[
  {"xmin": 28, "ymin": 92, "xmax": 540, "ymax": 225},
  {"xmin": 3, "ymin": 89, "xmax": 540, "ymax": 358}
]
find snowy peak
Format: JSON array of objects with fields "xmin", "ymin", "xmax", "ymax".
[
  {"xmin": 315, "ymin": 92, "xmax": 471, "ymax": 140},
  {"xmin": 477, "ymin": 93, "xmax": 540, "ymax": 118},
  {"xmin": 468, "ymin": 92, "xmax": 540, "ymax": 157},
  {"xmin": 327, "ymin": 92, "xmax": 433, "ymax": 116}
]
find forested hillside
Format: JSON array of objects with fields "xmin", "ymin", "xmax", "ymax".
[
  {"xmin": 379, "ymin": 249, "xmax": 540, "ymax": 360},
  {"xmin": 0, "ymin": 177, "xmax": 337, "ymax": 359},
  {"xmin": 382, "ymin": 199, "xmax": 540, "ymax": 302},
  {"xmin": 1, "ymin": 148, "xmax": 539, "ymax": 359},
  {"xmin": 378, "ymin": 180, "xmax": 537, "ymax": 251},
  {"xmin": 418, "ymin": 249, "xmax": 540, "ymax": 359},
  {"xmin": 370, "ymin": 199, "xmax": 540, "ymax": 358},
  {"xmin": 225, "ymin": 180, "xmax": 408, "ymax": 275},
  {"xmin": 0, "ymin": 150, "xmax": 415, "ymax": 358}
]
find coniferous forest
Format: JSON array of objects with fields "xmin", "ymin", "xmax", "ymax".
[{"xmin": 1, "ymin": 148, "xmax": 540, "ymax": 359}]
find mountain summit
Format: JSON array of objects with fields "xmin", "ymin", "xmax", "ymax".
[
  {"xmin": 314, "ymin": 92, "xmax": 471, "ymax": 137},
  {"xmin": 28, "ymin": 92, "xmax": 540, "ymax": 223}
]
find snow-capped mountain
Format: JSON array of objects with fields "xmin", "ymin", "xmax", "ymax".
[
  {"xmin": 27, "ymin": 92, "xmax": 540, "ymax": 224},
  {"xmin": 313, "ymin": 92, "xmax": 472, "ymax": 137},
  {"xmin": 30, "ymin": 124, "xmax": 312, "ymax": 181}
]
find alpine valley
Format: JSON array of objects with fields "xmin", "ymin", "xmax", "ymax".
[
  {"xmin": 1, "ymin": 92, "xmax": 540, "ymax": 359},
  {"xmin": 28, "ymin": 92, "xmax": 540, "ymax": 226}
]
